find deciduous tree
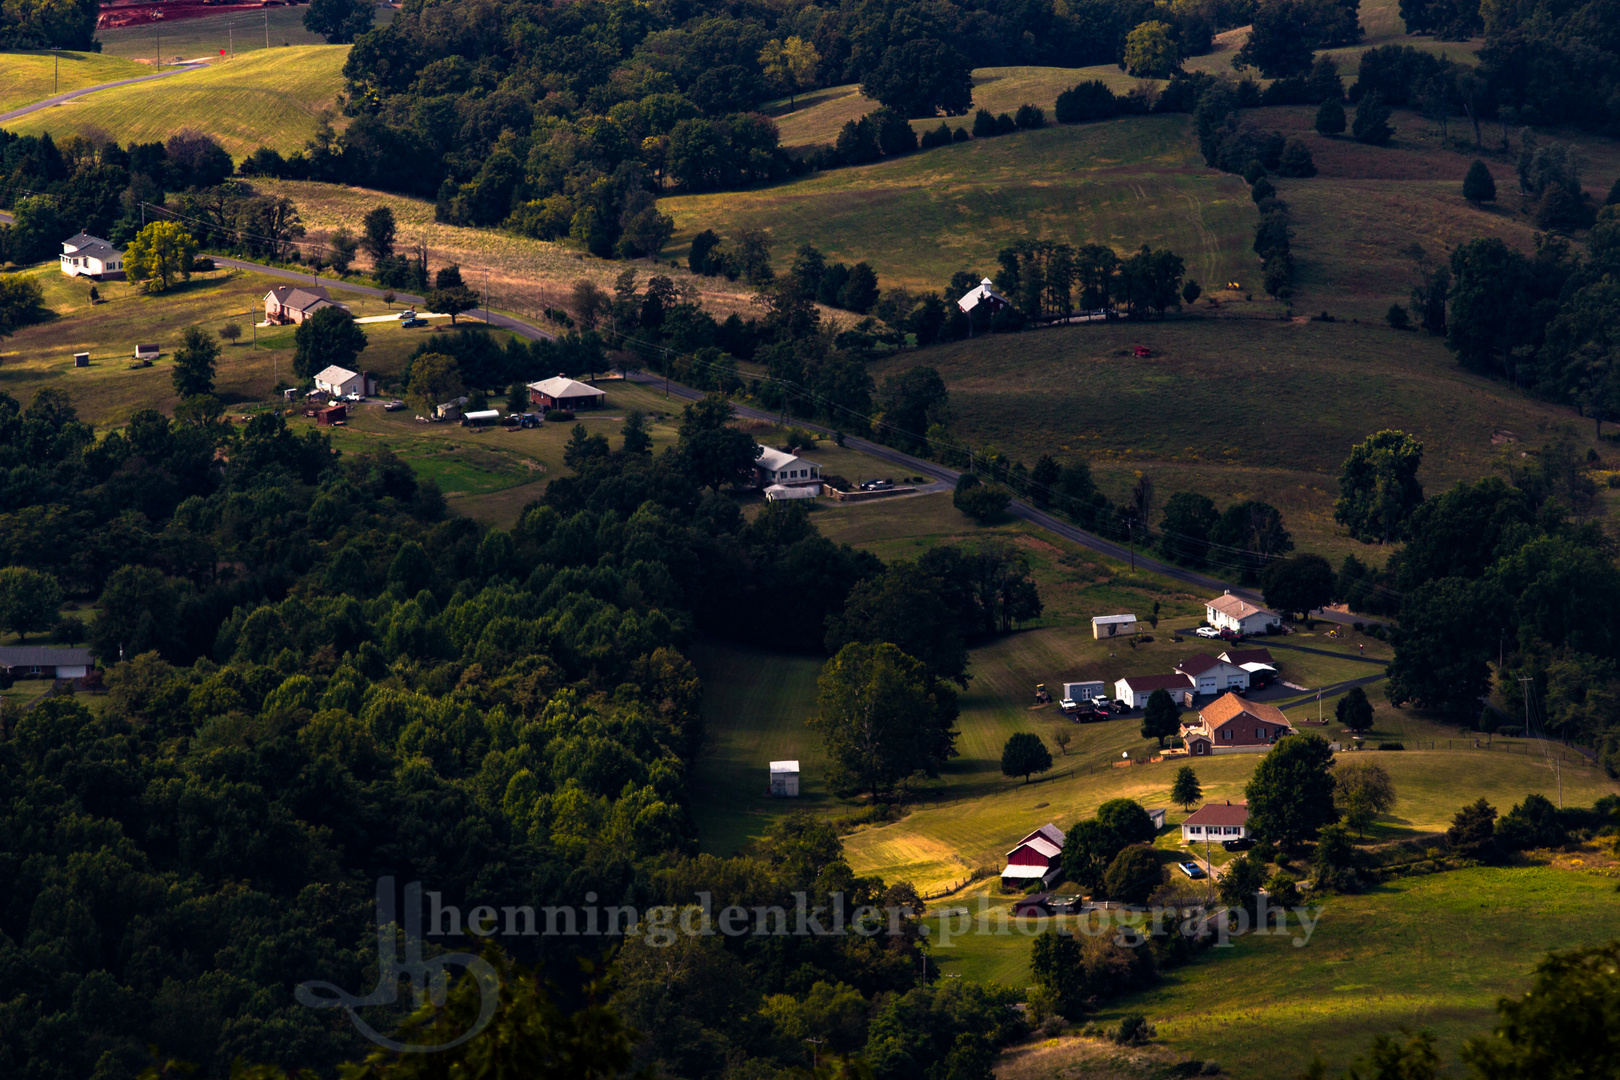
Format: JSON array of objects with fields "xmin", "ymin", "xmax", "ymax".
[
  {"xmin": 1001, "ymin": 731, "xmax": 1053, "ymax": 783},
  {"xmin": 1335, "ymin": 685, "xmax": 1376, "ymax": 734},
  {"xmin": 293, "ymin": 306, "xmax": 368, "ymax": 379},
  {"xmin": 1464, "ymin": 159, "xmax": 1497, "ymax": 204},
  {"xmin": 1334, "ymin": 429, "xmax": 1425, "ymax": 544},
  {"xmin": 1261, "ymin": 553, "xmax": 1335, "ymax": 618},
  {"xmin": 303, "ymin": 0, "xmax": 374, "ymax": 43},
  {"xmin": 0, "ymin": 566, "xmax": 62, "ymax": 643},
  {"xmin": 1141, "ymin": 688, "xmax": 1180, "ymax": 747},
  {"xmin": 809, "ymin": 641, "xmax": 959, "ymax": 799},
  {"xmin": 171, "ymin": 325, "xmax": 219, "ymax": 399},
  {"xmin": 125, "ymin": 221, "xmax": 196, "ymax": 291},
  {"xmin": 1333, "ymin": 755, "xmax": 1394, "ymax": 835},
  {"xmin": 677, "ymin": 393, "xmax": 759, "ymax": 492},
  {"xmin": 1244, "ymin": 732, "xmax": 1338, "ymax": 849},
  {"xmin": 1123, "ymin": 21, "xmax": 1180, "ymax": 78},
  {"xmin": 406, "ymin": 352, "xmax": 463, "ymax": 416}
]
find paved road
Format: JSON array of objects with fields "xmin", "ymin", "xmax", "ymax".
[
  {"xmin": 629, "ymin": 371, "xmax": 1370, "ymax": 627},
  {"xmin": 0, "ymin": 63, "xmax": 206, "ymax": 124},
  {"xmin": 1172, "ymin": 628, "xmax": 1390, "ymax": 665},
  {"xmin": 209, "ymin": 256, "xmax": 558, "ymax": 343}
]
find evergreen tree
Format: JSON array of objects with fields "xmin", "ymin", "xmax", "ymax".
[
  {"xmin": 1171, "ymin": 765, "xmax": 1203, "ymax": 811},
  {"xmin": 1141, "ymin": 688, "xmax": 1181, "ymax": 748},
  {"xmin": 1463, "ymin": 159, "xmax": 1497, "ymax": 203}
]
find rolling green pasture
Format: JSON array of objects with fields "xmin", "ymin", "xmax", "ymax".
[
  {"xmin": 662, "ymin": 116, "xmax": 1257, "ymax": 296},
  {"xmin": 864, "ymin": 318, "xmax": 1607, "ymax": 562},
  {"xmin": 95, "ymin": 5, "xmax": 381, "ymax": 61},
  {"xmin": 0, "ymin": 51, "xmax": 149, "ymax": 114},
  {"xmin": 935, "ymin": 863, "xmax": 1620, "ymax": 1077},
  {"xmin": 3, "ymin": 46, "xmax": 349, "ymax": 157}
]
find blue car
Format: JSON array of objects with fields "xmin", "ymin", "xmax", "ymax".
[{"xmin": 1177, "ymin": 861, "xmax": 1207, "ymax": 880}]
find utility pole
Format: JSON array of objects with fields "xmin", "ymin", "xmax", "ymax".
[
  {"xmin": 229, "ymin": 25, "xmax": 234, "ymax": 57},
  {"xmin": 156, "ymin": 24, "xmax": 161, "ymax": 67},
  {"xmin": 264, "ymin": 9, "xmax": 269, "ymax": 49},
  {"xmin": 484, "ymin": 267, "xmax": 489, "ymax": 324},
  {"xmin": 52, "ymin": 48, "xmax": 59, "ymax": 94}
]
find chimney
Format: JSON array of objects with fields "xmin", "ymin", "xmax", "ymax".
[{"xmin": 557, "ymin": 372, "xmax": 566, "ymax": 378}]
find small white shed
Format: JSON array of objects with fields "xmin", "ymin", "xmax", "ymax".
[
  {"xmin": 1092, "ymin": 613, "xmax": 1137, "ymax": 639},
  {"xmin": 765, "ymin": 483, "xmax": 820, "ymax": 501},
  {"xmin": 769, "ymin": 760, "xmax": 800, "ymax": 797}
]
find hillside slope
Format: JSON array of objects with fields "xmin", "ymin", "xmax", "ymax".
[{"xmin": 1, "ymin": 47, "xmax": 348, "ymax": 157}]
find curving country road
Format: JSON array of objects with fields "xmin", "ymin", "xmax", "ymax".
[
  {"xmin": 0, "ymin": 62, "xmax": 206, "ymax": 124},
  {"xmin": 626, "ymin": 370, "xmax": 1370, "ymax": 628},
  {"xmin": 4, "ymin": 234, "xmax": 1382, "ymax": 625}
]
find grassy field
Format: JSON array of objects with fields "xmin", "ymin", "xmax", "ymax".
[
  {"xmin": 685, "ymin": 490, "xmax": 1612, "ymax": 884},
  {"xmin": 939, "ymin": 861, "xmax": 1620, "ymax": 1077},
  {"xmin": 864, "ymin": 317, "xmax": 1609, "ymax": 563},
  {"xmin": 95, "ymin": 5, "xmax": 384, "ymax": 61},
  {"xmin": 3, "ymin": 46, "xmax": 349, "ymax": 158},
  {"xmin": 0, "ymin": 50, "xmax": 150, "ymax": 114},
  {"xmin": 252, "ymin": 179, "xmax": 774, "ymax": 323},
  {"xmin": 662, "ymin": 115, "xmax": 1257, "ymax": 297}
]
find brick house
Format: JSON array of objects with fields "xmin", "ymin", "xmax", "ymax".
[{"xmin": 1180, "ymin": 693, "xmax": 1295, "ymax": 756}]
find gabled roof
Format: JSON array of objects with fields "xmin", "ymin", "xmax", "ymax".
[
  {"xmin": 62, "ymin": 232, "xmax": 117, "ymax": 256},
  {"xmin": 0, "ymin": 646, "xmax": 93, "ymax": 667},
  {"xmin": 1009, "ymin": 836, "xmax": 1062, "ymax": 860},
  {"xmin": 528, "ymin": 375, "xmax": 606, "ymax": 399},
  {"xmin": 1198, "ymin": 692, "xmax": 1291, "ymax": 730},
  {"xmin": 1019, "ymin": 823, "xmax": 1066, "ymax": 848},
  {"xmin": 958, "ymin": 277, "xmax": 1007, "ymax": 313},
  {"xmin": 1176, "ymin": 653, "xmax": 1228, "ymax": 676},
  {"xmin": 1221, "ymin": 648, "xmax": 1275, "ymax": 666},
  {"xmin": 1183, "ymin": 801, "xmax": 1249, "ymax": 827},
  {"xmin": 1092, "ymin": 613, "xmax": 1137, "ymax": 625},
  {"xmin": 1207, "ymin": 592, "xmax": 1275, "ymax": 621},
  {"xmin": 1118, "ymin": 673, "xmax": 1194, "ymax": 692},
  {"xmin": 314, "ymin": 364, "xmax": 360, "ymax": 385},
  {"xmin": 757, "ymin": 445, "xmax": 818, "ymax": 471},
  {"xmin": 769, "ymin": 760, "xmax": 799, "ymax": 772},
  {"xmin": 266, "ymin": 285, "xmax": 334, "ymax": 312}
]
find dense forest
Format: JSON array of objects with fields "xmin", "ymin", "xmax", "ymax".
[{"xmin": 0, "ymin": 375, "xmax": 1061, "ymax": 1079}]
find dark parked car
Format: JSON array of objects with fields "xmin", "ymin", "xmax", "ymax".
[
  {"xmin": 1222, "ymin": 837, "xmax": 1256, "ymax": 851},
  {"xmin": 401, "ymin": 318, "xmax": 428, "ymax": 328}
]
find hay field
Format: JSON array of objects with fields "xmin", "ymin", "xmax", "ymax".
[
  {"xmin": 3, "ymin": 47, "xmax": 349, "ymax": 158},
  {"xmin": 0, "ymin": 51, "xmax": 149, "ymax": 114},
  {"xmin": 661, "ymin": 115, "xmax": 1256, "ymax": 296}
]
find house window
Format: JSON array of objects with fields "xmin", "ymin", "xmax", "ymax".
[
  {"xmin": 1222, "ymin": 728, "xmax": 1232, "ymax": 739},
  {"xmin": 1257, "ymin": 727, "xmax": 1266, "ymax": 738},
  {"xmin": 1188, "ymin": 826, "xmax": 1202, "ymax": 834}
]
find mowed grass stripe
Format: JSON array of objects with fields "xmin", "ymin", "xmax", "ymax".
[
  {"xmin": 3, "ymin": 47, "xmax": 349, "ymax": 157},
  {"xmin": 0, "ymin": 51, "xmax": 151, "ymax": 114}
]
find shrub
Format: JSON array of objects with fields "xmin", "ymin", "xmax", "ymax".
[
  {"xmin": 1276, "ymin": 138, "xmax": 1317, "ymax": 178},
  {"xmin": 546, "ymin": 409, "xmax": 576, "ymax": 422},
  {"xmin": 1112, "ymin": 1014, "xmax": 1155, "ymax": 1045},
  {"xmin": 1250, "ymin": 176, "xmax": 1277, "ymax": 202},
  {"xmin": 1014, "ymin": 103, "xmax": 1045, "ymax": 129},
  {"xmin": 1315, "ymin": 99, "xmax": 1347, "ymax": 135},
  {"xmin": 972, "ymin": 109, "xmax": 999, "ymax": 137},
  {"xmin": 1386, "ymin": 304, "xmax": 1411, "ymax": 330},
  {"xmin": 995, "ymin": 112, "xmax": 1018, "ymax": 135},
  {"xmin": 1378, "ymin": 741, "xmax": 1404, "ymax": 750},
  {"xmin": 1055, "ymin": 80, "xmax": 1120, "ymax": 123}
]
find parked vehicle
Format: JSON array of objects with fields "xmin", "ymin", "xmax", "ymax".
[
  {"xmin": 860, "ymin": 479, "xmax": 894, "ymax": 491},
  {"xmin": 1222, "ymin": 837, "xmax": 1256, "ymax": 851},
  {"xmin": 401, "ymin": 318, "xmax": 428, "ymax": 328},
  {"xmin": 398, "ymin": 310, "xmax": 416, "ymax": 320},
  {"xmin": 1219, "ymin": 628, "xmax": 1243, "ymax": 641},
  {"xmin": 1111, "ymin": 700, "xmax": 1129, "ymax": 713},
  {"xmin": 1194, "ymin": 626, "xmax": 1221, "ymax": 639},
  {"xmin": 383, "ymin": 400, "xmax": 405, "ymax": 411},
  {"xmin": 1091, "ymin": 695, "xmax": 1111, "ymax": 710},
  {"xmin": 1177, "ymin": 861, "xmax": 1207, "ymax": 879},
  {"xmin": 1059, "ymin": 697, "xmax": 1078, "ymax": 711},
  {"xmin": 343, "ymin": 392, "xmax": 363, "ymax": 402}
]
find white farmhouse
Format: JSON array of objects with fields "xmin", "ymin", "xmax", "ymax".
[
  {"xmin": 754, "ymin": 445, "xmax": 821, "ymax": 488},
  {"xmin": 314, "ymin": 365, "xmax": 365, "ymax": 398},
  {"xmin": 60, "ymin": 232, "xmax": 123, "ymax": 278}
]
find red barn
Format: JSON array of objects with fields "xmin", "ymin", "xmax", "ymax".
[{"xmin": 1000, "ymin": 823, "xmax": 1066, "ymax": 889}]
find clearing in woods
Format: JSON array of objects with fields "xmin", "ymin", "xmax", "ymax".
[
  {"xmin": 661, "ymin": 116, "xmax": 1255, "ymax": 296},
  {"xmin": 0, "ymin": 51, "xmax": 150, "ymax": 115},
  {"xmin": 2, "ymin": 47, "xmax": 350, "ymax": 158}
]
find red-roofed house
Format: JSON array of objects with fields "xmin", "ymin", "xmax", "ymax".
[
  {"xmin": 1180, "ymin": 801, "xmax": 1249, "ymax": 843},
  {"xmin": 1001, "ymin": 823, "xmax": 1066, "ymax": 888},
  {"xmin": 1181, "ymin": 692, "xmax": 1295, "ymax": 756}
]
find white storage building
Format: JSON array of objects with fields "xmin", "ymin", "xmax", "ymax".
[
  {"xmin": 1092, "ymin": 613, "xmax": 1137, "ymax": 639},
  {"xmin": 769, "ymin": 760, "xmax": 800, "ymax": 797}
]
